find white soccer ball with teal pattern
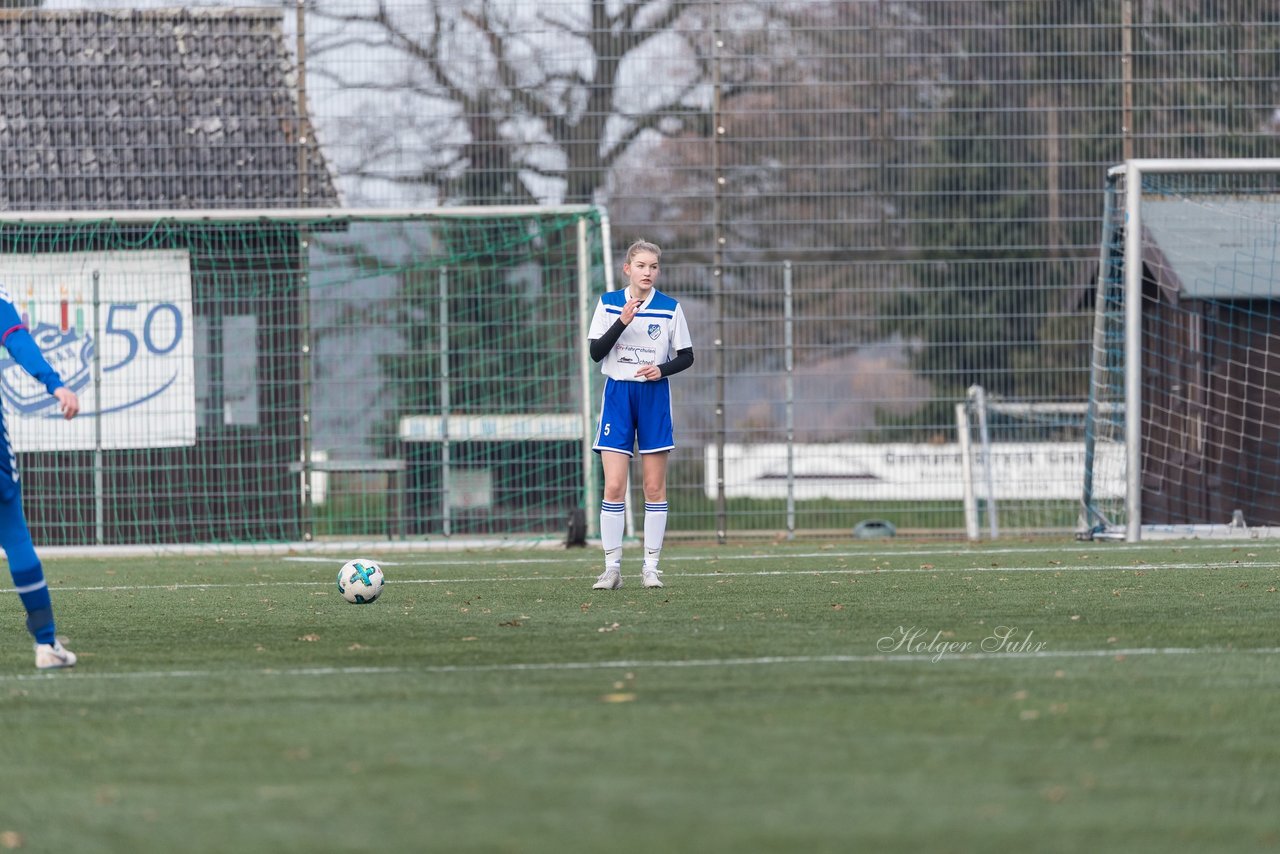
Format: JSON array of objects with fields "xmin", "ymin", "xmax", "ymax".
[{"xmin": 337, "ymin": 558, "xmax": 385, "ymax": 604}]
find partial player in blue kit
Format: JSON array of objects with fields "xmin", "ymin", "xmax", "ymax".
[
  {"xmin": 0, "ymin": 287, "xmax": 82, "ymax": 669},
  {"xmin": 587, "ymin": 240, "xmax": 694, "ymax": 590}
]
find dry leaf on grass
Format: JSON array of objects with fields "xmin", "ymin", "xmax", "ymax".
[{"xmin": 599, "ymin": 693, "xmax": 636, "ymax": 703}]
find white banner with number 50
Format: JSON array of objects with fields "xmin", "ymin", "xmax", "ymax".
[{"xmin": 0, "ymin": 249, "xmax": 195, "ymax": 450}]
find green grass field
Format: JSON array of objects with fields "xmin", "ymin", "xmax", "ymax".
[{"xmin": 3, "ymin": 539, "xmax": 1279, "ymax": 853}]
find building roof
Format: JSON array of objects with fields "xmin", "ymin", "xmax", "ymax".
[
  {"xmin": 0, "ymin": 7, "xmax": 339, "ymax": 211},
  {"xmin": 1143, "ymin": 195, "xmax": 1280, "ymax": 300}
]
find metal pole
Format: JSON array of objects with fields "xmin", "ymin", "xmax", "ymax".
[
  {"xmin": 1121, "ymin": 0, "xmax": 1134, "ymax": 163},
  {"xmin": 783, "ymin": 261, "xmax": 795, "ymax": 541},
  {"xmin": 295, "ymin": 0, "xmax": 310, "ymax": 207},
  {"xmin": 295, "ymin": 1, "xmax": 314, "ymax": 542},
  {"xmin": 439, "ymin": 268, "xmax": 451, "ymax": 539},
  {"xmin": 956, "ymin": 401, "xmax": 979, "ymax": 541},
  {"xmin": 969, "ymin": 385, "xmax": 999, "ymax": 539},
  {"xmin": 297, "ymin": 236, "xmax": 314, "ymax": 542},
  {"xmin": 712, "ymin": 1, "xmax": 727, "ymax": 545},
  {"xmin": 92, "ymin": 271, "xmax": 103, "ymax": 545},
  {"xmin": 1123, "ymin": 162, "xmax": 1144, "ymax": 542},
  {"xmin": 597, "ymin": 209, "xmax": 615, "ymax": 539},
  {"xmin": 577, "ymin": 216, "xmax": 597, "ymax": 538}
]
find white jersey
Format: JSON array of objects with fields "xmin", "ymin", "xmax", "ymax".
[{"xmin": 588, "ymin": 287, "xmax": 692, "ymax": 381}]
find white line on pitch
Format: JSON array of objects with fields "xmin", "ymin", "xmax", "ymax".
[
  {"xmin": 2, "ymin": 646, "xmax": 1278, "ymax": 684},
  {"xmin": 4, "ymin": 560, "xmax": 1278, "ymax": 594},
  {"xmin": 279, "ymin": 541, "xmax": 1280, "ymax": 569}
]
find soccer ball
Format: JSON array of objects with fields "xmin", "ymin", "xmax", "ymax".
[{"xmin": 337, "ymin": 558, "xmax": 385, "ymax": 604}]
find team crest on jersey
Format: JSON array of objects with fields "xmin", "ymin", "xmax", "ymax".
[{"xmin": 647, "ymin": 323, "xmax": 661, "ymax": 340}]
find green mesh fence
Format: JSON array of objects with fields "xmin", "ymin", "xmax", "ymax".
[{"xmin": 0, "ymin": 208, "xmax": 606, "ymax": 547}]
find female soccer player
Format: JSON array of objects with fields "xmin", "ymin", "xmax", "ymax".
[
  {"xmin": 587, "ymin": 240, "xmax": 694, "ymax": 590},
  {"xmin": 0, "ymin": 286, "xmax": 81, "ymax": 669}
]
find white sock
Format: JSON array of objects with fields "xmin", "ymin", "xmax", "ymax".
[
  {"xmin": 600, "ymin": 501, "xmax": 625, "ymax": 569},
  {"xmin": 643, "ymin": 501, "xmax": 668, "ymax": 569}
]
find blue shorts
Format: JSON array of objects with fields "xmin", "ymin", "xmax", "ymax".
[{"xmin": 593, "ymin": 377, "xmax": 674, "ymax": 456}]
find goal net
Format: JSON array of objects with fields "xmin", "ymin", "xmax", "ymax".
[
  {"xmin": 0, "ymin": 207, "xmax": 608, "ymax": 551},
  {"xmin": 1080, "ymin": 159, "xmax": 1280, "ymax": 540}
]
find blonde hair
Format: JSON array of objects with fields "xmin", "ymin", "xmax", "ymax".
[{"xmin": 625, "ymin": 240, "xmax": 661, "ymax": 264}]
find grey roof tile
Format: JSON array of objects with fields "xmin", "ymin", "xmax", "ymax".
[{"xmin": 0, "ymin": 7, "xmax": 338, "ymax": 210}]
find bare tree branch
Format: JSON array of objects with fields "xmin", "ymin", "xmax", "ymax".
[{"xmin": 305, "ymin": 0, "xmax": 778, "ymax": 205}]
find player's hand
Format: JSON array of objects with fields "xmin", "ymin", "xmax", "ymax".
[
  {"xmin": 620, "ymin": 298, "xmax": 643, "ymax": 325},
  {"xmin": 634, "ymin": 365, "xmax": 662, "ymax": 381},
  {"xmin": 53, "ymin": 387, "xmax": 79, "ymax": 420}
]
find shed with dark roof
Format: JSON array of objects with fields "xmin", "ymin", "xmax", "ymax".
[
  {"xmin": 0, "ymin": 8, "xmax": 342, "ymax": 545},
  {"xmin": 1131, "ymin": 196, "xmax": 1280, "ymax": 528}
]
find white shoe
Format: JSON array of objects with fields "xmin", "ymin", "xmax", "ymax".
[
  {"xmin": 35, "ymin": 640, "xmax": 77, "ymax": 670},
  {"xmin": 592, "ymin": 568, "xmax": 622, "ymax": 590},
  {"xmin": 642, "ymin": 567, "xmax": 664, "ymax": 589}
]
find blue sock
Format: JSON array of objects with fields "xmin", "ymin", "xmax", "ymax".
[{"xmin": 12, "ymin": 564, "xmax": 55, "ymax": 645}]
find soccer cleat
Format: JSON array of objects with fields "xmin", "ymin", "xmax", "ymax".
[
  {"xmin": 642, "ymin": 567, "xmax": 664, "ymax": 589},
  {"xmin": 592, "ymin": 568, "xmax": 622, "ymax": 590},
  {"xmin": 34, "ymin": 640, "xmax": 77, "ymax": 670}
]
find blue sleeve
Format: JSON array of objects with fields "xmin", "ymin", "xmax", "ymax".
[{"xmin": 0, "ymin": 297, "xmax": 64, "ymax": 396}]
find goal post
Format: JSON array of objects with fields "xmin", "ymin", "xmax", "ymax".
[
  {"xmin": 955, "ymin": 385, "xmax": 1091, "ymax": 540},
  {"xmin": 0, "ymin": 206, "xmax": 609, "ymax": 551},
  {"xmin": 1081, "ymin": 159, "xmax": 1280, "ymax": 541}
]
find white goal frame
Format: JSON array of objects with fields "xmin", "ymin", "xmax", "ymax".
[
  {"xmin": 956, "ymin": 385, "xmax": 1089, "ymax": 541},
  {"xmin": 1091, "ymin": 159, "xmax": 1280, "ymax": 542},
  {"xmin": 0, "ymin": 205, "xmax": 611, "ymax": 555}
]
